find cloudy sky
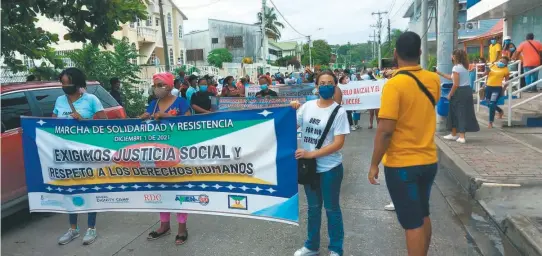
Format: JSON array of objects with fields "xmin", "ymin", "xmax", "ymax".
[{"xmin": 174, "ymin": 0, "xmax": 410, "ymax": 45}]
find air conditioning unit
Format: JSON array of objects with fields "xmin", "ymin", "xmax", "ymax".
[
  {"xmin": 457, "ymin": 23, "xmax": 466, "ymax": 30},
  {"xmin": 465, "ymin": 21, "xmax": 479, "ymax": 30}
]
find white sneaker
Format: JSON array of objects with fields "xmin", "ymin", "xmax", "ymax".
[
  {"xmin": 330, "ymin": 252, "xmax": 340, "ymax": 256},
  {"xmin": 443, "ymin": 134, "xmax": 459, "ymax": 140},
  {"xmin": 350, "ymin": 125, "xmax": 357, "ymax": 131},
  {"xmin": 294, "ymin": 247, "xmax": 319, "ymax": 256},
  {"xmin": 456, "ymin": 137, "xmax": 466, "ymax": 144},
  {"xmin": 384, "ymin": 202, "xmax": 395, "ymax": 211}
]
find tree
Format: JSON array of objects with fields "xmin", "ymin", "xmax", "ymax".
[
  {"xmin": 1, "ymin": 0, "xmax": 147, "ymax": 72},
  {"xmin": 256, "ymin": 7, "xmax": 285, "ymax": 40},
  {"xmin": 207, "ymin": 48, "xmax": 233, "ymax": 68},
  {"xmin": 301, "ymin": 40, "xmax": 332, "ymax": 66},
  {"xmin": 68, "ymin": 38, "xmax": 146, "ymax": 118}
]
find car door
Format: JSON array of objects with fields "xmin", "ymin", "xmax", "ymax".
[{"xmin": 1, "ymin": 91, "xmax": 33, "ymax": 204}]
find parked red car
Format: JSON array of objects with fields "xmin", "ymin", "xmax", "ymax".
[{"xmin": 1, "ymin": 81, "xmax": 126, "ymax": 217}]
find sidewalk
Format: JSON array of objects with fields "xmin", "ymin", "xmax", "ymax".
[{"xmin": 436, "ymin": 123, "xmax": 542, "ymax": 256}]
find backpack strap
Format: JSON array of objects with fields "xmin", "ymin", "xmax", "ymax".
[
  {"xmin": 395, "ymin": 70, "xmax": 436, "ymax": 107},
  {"xmin": 316, "ymin": 105, "xmax": 341, "ymax": 149}
]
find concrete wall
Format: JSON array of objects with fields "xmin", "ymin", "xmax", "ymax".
[
  {"xmin": 208, "ymin": 19, "xmax": 262, "ymax": 63},
  {"xmin": 183, "ymin": 30, "xmax": 210, "ymax": 67}
]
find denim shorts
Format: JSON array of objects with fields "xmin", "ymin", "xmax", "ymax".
[{"xmin": 384, "ymin": 163, "xmax": 438, "ymax": 230}]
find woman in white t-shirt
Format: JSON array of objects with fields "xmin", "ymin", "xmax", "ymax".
[
  {"xmin": 436, "ymin": 49, "xmax": 480, "ymax": 143},
  {"xmin": 291, "ymin": 70, "xmax": 350, "ymax": 256}
]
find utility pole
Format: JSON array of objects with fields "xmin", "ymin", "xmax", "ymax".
[
  {"xmin": 158, "ymin": 0, "xmax": 170, "ymax": 71},
  {"xmin": 261, "ymin": 0, "xmax": 268, "ymax": 71},
  {"xmin": 421, "ymin": 0, "xmax": 428, "ymax": 69},
  {"xmin": 372, "ymin": 11, "xmax": 387, "ymax": 70},
  {"xmin": 370, "ymin": 31, "xmax": 377, "ymax": 60},
  {"xmin": 307, "ymin": 36, "xmax": 313, "ymax": 71},
  {"xmin": 437, "ymin": 0, "xmax": 455, "ymax": 81},
  {"xmin": 387, "ymin": 19, "xmax": 391, "ymax": 44}
]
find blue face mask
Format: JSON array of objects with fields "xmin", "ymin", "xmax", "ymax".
[
  {"xmin": 510, "ymin": 47, "xmax": 516, "ymax": 52},
  {"xmin": 260, "ymin": 84, "xmax": 268, "ymax": 90},
  {"xmin": 491, "ymin": 39, "xmax": 496, "ymax": 45},
  {"xmin": 318, "ymin": 85, "xmax": 335, "ymax": 99},
  {"xmin": 496, "ymin": 62, "xmax": 506, "ymax": 68},
  {"xmin": 244, "ymin": 83, "xmax": 249, "ymax": 87},
  {"xmin": 199, "ymin": 85, "xmax": 208, "ymax": 92}
]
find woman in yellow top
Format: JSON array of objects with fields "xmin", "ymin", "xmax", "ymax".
[{"xmin": 484, "ymin": 56, "xmax": 510, "ymax": 128}]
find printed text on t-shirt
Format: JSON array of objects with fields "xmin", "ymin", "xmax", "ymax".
[{"xmin": 303, "ymin": 118, "xmax": 323, "ymax": 145}]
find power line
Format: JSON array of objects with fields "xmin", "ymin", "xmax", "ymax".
[
  {"xmin": 387, "ymin": 0, "xmax": 398, "ymax": 18},
  {"xmin": 175, "ymin": 0, "xmax": 221, "ymax": 9},
  {"xmin": 389, "ymin": 0, "xmax": 410, "ymax": 22},
  {"xmin": 268, "ymin": 0, "xmax": 306, "ymax": 37}
]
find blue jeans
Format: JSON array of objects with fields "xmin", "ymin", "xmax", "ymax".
[
  {"xmin": 485, "ymin": 86, "xmax": 503, "ymax": 123},
  {"xmin": 524, "ymin": 67, "xmax": 540, "ymax": 91},
  {"xmin": 304, "ymin": 164, "xmax": 344, "ymax": 255},
  {"xmin": 69, "ymin": 213, "xmax": 97, "ymax": 228}
]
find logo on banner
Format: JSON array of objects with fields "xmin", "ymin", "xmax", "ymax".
[
  {"xmin": 175, "ymin": 195, "xmax": 209, "ymax": 206},
  {"xmin": 96, "ymin": 195, "xmax": 129, "ymax": 204},
  {"xmin": 40, "ymin": 194, "xmax": 63, "ymax": 207},
  {"xmin": 144, "ymin": 194, "xmax": 162, "ymax": 204},
  {"xmin": 72, "ymin": 196, "xmax": 85, "ymax": 207},
  {"xmin": 228, "ymin": 195, "xmax": 248, "ymax": 210}
]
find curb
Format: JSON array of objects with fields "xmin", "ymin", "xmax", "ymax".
[
  {"xmin": 434, "ymin": 136, "xmax": 487, "ymax": 196},
  {"xmin": 436, "ymin": 135, "xmax": 542, "ymax": 256},
  {"xmin": 502, "ymin": 215, "xmax": 542, "ymax": 256}
]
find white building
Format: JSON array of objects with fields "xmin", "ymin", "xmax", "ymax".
[{"xmin": 33, "ymin": 0, "xmax": 187, "ymax": 67}]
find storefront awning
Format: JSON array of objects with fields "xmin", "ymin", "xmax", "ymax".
[{"xmin": 460, "ymin": 19, "xmax": 503, "ymax": 44}]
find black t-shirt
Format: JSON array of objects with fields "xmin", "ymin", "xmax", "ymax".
[
  {"xmin": 255, "ymin": 89, "xmax": 278, "ymax": 97},
  {"xmin": 190, "ymin": 91, "xmax": 213, "ymax": 113}
]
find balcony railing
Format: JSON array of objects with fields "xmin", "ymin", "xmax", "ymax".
[{"xmin": 137, "ymin": 27, "xmax": 158, "ymax": 41}]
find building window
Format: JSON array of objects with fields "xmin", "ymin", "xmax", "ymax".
[
  {"xmin": 147, "ymin": 51, "xmax": 157, "ymax": 65},
  {"xmin": 56, "ymin": 50, "xmax": 75, "ymax": 67},
  {"xmin": 155, "ymin": 17, "xmax": 160, "ymax": 26},
  {"xmin": 211, "ymin": 38, "xmax": 218, "ymax": 44},
  {"xmin": 169, "ymin": 48, "xmax": 174, "ymax": 65},
  {"xmin": 167, "ymin": 13, "xmax": 172, "ymax": 33},
  {"xmin": 131, "ymin": 43, "xmax": 138, "ymax": 64},
  {"xmin": 146, "ymin": 15, "xmax": 152, "ymax": 26},
  {"xmin": 225, "ymin": 36, "xmax": 243, "ymax": 49},
  {"xmin": 23, "ymin": 56, "xmax": 34, "ymax": 68},
  {"xmin": 178, "ymin": 25, "xmax": 183, "ymax": 39},
  {"xmin": 269, "ymin": 49, "xmax": 282, "ymax": 57},
  {"xmin": 130, "ymin": 22, "xmax": 135, "ymax": 28},
  {"xmin": 186, "ymin": 49, "xmax": 204, "ymax": 61},
  {"xmin": 136, "ymin": 18, "xmax": 141, "ymax": 27},
  {"xmin": 179, "ymin": 49, "xmax": 184, "ymax": 64}
]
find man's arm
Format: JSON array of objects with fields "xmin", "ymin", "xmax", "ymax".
[{"xmin": 370, "ymin": 118, "xmax": 396, "ymax": 167}]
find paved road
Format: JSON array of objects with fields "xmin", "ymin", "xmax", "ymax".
[{"xmin": 2, "ymin": 116, "xmax": 479, "ymax": 256}]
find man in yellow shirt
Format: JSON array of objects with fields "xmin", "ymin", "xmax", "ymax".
[
  {"xmin": 369, "ymin": 31, "xmax": 441, "ymax": 256},
  {"xmin": 484, "ymin": 56, "xmax": 510, "ymax": 128},
  {"xmin": 488, "ymin": 37, "xmax": 502, "ymax": 63}
]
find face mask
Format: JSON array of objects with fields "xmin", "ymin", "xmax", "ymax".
[
  {"xmin": 62, "ymin": 85, "xmax": 78, "ymax": 95},
  {"xmin": 491, "ymin": 40, "xmax": 496, "ymax": 45},
  {"xmin": 496, "ymin": 62, "xmax": 506, "ymax": 68},
  {"xmin": 260, "ymin": 84, "xmax": 268, "ymax": 90},
  {"xmin": 154, "ymin": 87, "xmax": 168, "ymax": 98},
  {"xmin": 318, "ymin": 85, "xmax": 335, "ymax": 99},
  {"xmin": 199, "ymin": 85, "xmax": 208, "ymax": 92},
  {"xmin": 510, "ymin": 47, "xmax": 516, "ymax": 52},
  {"xmin": 244, "ymin": 83, "xmax": 249, "ymax": 87}
]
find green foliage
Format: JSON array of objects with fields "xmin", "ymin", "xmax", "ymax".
[
  {"xmin": 173, "ymin": 65, "xmax": 200, "ymax": 75},
  {"xmin": 29, "ymin": 64, "xmax": 61, "ymax": 81},
  {"xmin": 1, "ymin": 0, "xmax": 147, "ymax": 72},
  {"xmin": 302, "ymin": 40, "xmax": 332, "ymax": 66},
  {"xmin": 274, "ymin": 56, "xmax": 292, "ymax": 67},
  {"xmin": 257, "ymin": 7, "xmax": 285, "ymax": 40},
  {"xmin": 468, "ymin": 53, "xmax": 481, "ymax": 62},
  {"xmin": 68, "ymin": 38, "xmax": 146, "ymax": 118},
  {"xmin": 207, "ymin": 48, "xmax": 233, "ymax": 68},
  {"xmin": 428, "ymin": 55, "xmax": 437, "ymax": 70}
]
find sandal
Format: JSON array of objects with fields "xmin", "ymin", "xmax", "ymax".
[
  {"xmin": 147, "ymin": 228, "xmax": 171, "ymax": 240},
  {"xmin": 175, "ymin": 231, "xmax": 188, "ymax": 245}
]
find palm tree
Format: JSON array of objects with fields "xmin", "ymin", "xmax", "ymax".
[{"xmin": 256, "ymin": 7, "xmax": 285, "ymax": 41}]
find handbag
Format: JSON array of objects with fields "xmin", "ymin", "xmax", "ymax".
[
  {"xmin": 395, "ymin": 70, "xmax": 436, "ymax": 106},
  {"xmin": 297, "ymin": 105, "xmax": 341, "ymax": 189}
]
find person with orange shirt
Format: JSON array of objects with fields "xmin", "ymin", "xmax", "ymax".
[
  {"xmin": 369, "ymin": 32, "xmax": 440, "ymax": 256},
  {"xmin": 513, "ymin": 33, "xmax": 542, "ymax": 92}
]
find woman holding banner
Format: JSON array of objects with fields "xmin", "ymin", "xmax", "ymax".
[
  {"xmin": 141, "ymin": 72, "xmax": 192, "ymax": 245},
  {"xmin": 339, "ymin": 76, "xmax": 356, "ymax": 131},
  {"xmin": 54, "ymin": 68, "xmax": 107, "ymax": 246},
  {"xmin": 221, "ymin": 76, "xmax": 243, "ymax": 97},
  {"xmin": 291, "ymin": 70, "xmax": 350, "ymax": 256}
]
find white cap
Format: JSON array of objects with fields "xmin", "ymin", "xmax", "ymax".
[
  {"xmin": 192, "ymin": 72, "xmax": 199, "ymax": 76},
  {"xmin": 504, "ymin": 36, "xmax": 512, "ymax": 40}
]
